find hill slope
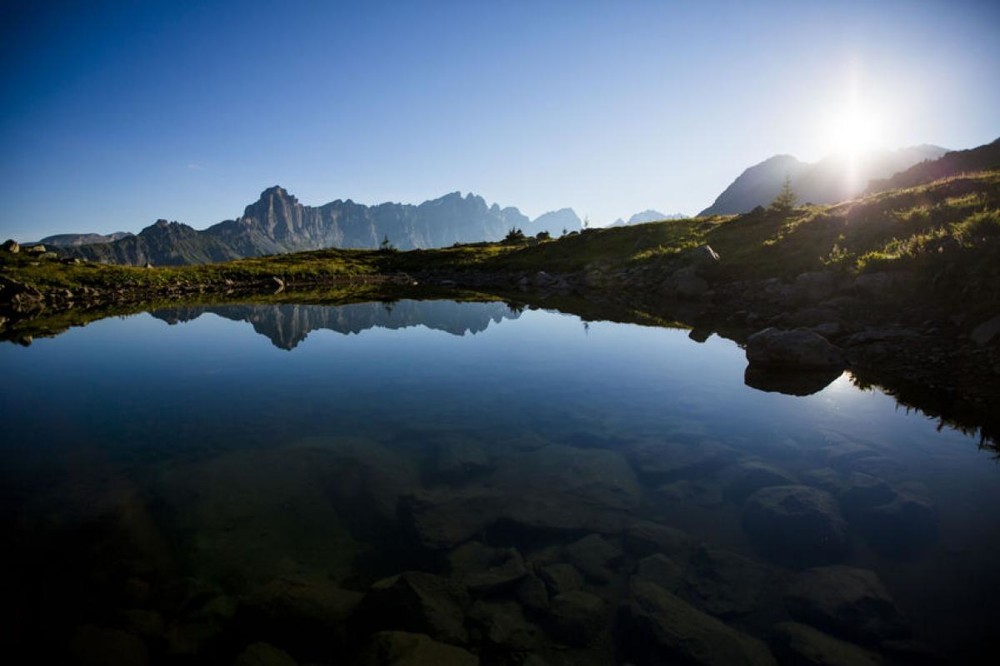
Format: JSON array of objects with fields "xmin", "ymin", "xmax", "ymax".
[{"xmin": 699, "ymin": 145, "xmax": 947, "ymax": 216}]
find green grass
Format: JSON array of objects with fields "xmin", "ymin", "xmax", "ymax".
[{"xmin": 3, "ymin": 171, "xmax": 998, "ymax": 307}]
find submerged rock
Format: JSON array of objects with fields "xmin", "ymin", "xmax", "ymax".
[
  {"xmin": 360, "ymin": 572, "xmax": 470, "ymax": 645},
  {"xmin": 770, "ymin": 621, "xmax": 884, "ymax": 666},
  {"xmin": 854, "ymin": 493, "xmax": 938, "ymax": 559},
  {"xmin": 233, "ymin": 642, "xmax": 298, "ymax": 666},
  {"xmin": 547, "ymin": 590, "xmax": 607, "ymax": 647},
  {"xmin": 746, "ymin": 328, "xmax": 845, "ymax": 369},
  {"xmin": 723, "ymin": 461, "xmax": 797, "ymax": 503},
  {"xmin": 539, "ymin": 563, "xmax": 584, "ymax": 596},
  {"xmin": 616, "ymin": 579, "xmax": 777, "ymax": 665},
  {"xmin": 743, "ymin": 485, "xmax": 848, "ymax": 566},
  {"xmin": 448, "ymin": 542, "xmax": 527, "ymax": 594},
  {"xmin": 468, "ymin": 600, "xmax": 543, "ymax": 650},
  {"xmin": 564, "ymin": 534, "xmax": 623, "ymax": 583},
  {"xmin": 783, "ymin": 566, "xmax": 908, "ymax": 644},
  {"xmin": 361, "ymin": 631, "xmax": 479, "ymax": 665}
]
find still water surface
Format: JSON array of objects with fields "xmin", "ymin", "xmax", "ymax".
[{"xmin": 1, "ymin": 299, "xmax": 998, "ymax": 664}]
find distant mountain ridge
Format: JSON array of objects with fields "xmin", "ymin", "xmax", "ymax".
[
  {"xmin": 65, "ymin": 188, "xmax": 582, "ymax": 266},
  {"xmin": 608, "ymin": 210, "xmax": 687, "ymax": 227},
  {"xmin": 39, "ymin": 231, "xmax": 134, "ymax": 247},
  {"xmin": 699, "ymin": 145, "xmax": 948, "ymax": 216},
  {"xmin": 867, "ymin": 137, "xmax": 1000, "ymax": 193}
]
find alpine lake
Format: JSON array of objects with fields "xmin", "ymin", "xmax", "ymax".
[{"xmin": 2, "ymin": 294, "xmax": 998, "ymax": 665}]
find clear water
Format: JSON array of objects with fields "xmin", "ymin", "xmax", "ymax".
[{"xmin": 1, "ymin": 299, "xmax": 998, "ymax": 664}]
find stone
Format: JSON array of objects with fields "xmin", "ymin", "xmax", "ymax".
[
  {"xmin": 653, "ymin": 479, "xmax": 725, "ymax": 507},
  {"xmin": 24, "ymin": 243, "xmax": 46, "ymax": 254},
  {"xmin": 233, "ymin": 642, "xmax": 299, "ymax": 666},
  {"xmin": 70, "ymin": 625, "xmax": 149, "ymax": 666},
  {"xmin": 746, "ymin": 328, "xmax": 844, "ymax": 369},
  {"xmin": 617, "ymin": 580, "xmax": 777, "ymax": 665},
  {"xmin": 1, "ymin": 239, "xmax": 19, "ymax": 253},
  {"xmin": 635, "ymin": 554, "xmax": 684, "ymax": 593},
  {"xmin": 971, "ymin": 314, "xmax": 1000, "ymax": 346},
  {"xmin": 539, "ymin": 563, "xmax": 583, "ymax": 596},
  {"xmin": 405, "ymin": 445, "xmax": 641, "ymax": 548},
  {"xmin": 242, "ymin": 575, "xmax": 363, "ymax": 629},
  {"xmin": 855, "ymin": 493, "xmax": 938, "ymax": 559},
  {"xmin": 514, "ymin": 574, "xmax": 549, "ymax": 612},
  {"xmin": 361, "ymin": 631, "xmax": 479, "ymax": 666},
  {"xmin": 564, "ymin": 534, "xmax": 623, "ymax": 583},
  {"xmin": 448, "ymin": 542, "xmax": 527, "ymax": 594},
  {"xmin": 679, "ymin": 545, "xmax": 782, "ymax": 619},
  {"xmin": 547, "ymin": 590, "xmax": 606, "ymax": 646},
  {"xmin": 468, "ymin": 600, "xmax": 543, "ymax": 650},
  {"xmin": 790, "ymin": 271, "xmax": 840, "ymax": 305},
  {"xmin": 770, "ymin": 622, "xmax": 884, "ymax": 666},
  {"xmin": 742, "ymin": 485, "xmax": 849, "ymax": 566},
  {"xmin": 673, "ymin": 267, "xmax": 711, "ymax": 299},
  {"xmin": 434, "ymin": 439, "xmax": 492, "ymax": 481},
  {"xmin": 622, "ymin": 521, "xmax": 698, "ymax": 561},
  {"xmin": 626, "ymin": 439, "xmax": 734, "ymax": 482},
  {"xmin": 837, "ymin": 472, "xmax": 897, "ymax": 516},
  {"xmin": 784, "ymin": 566, "xmax": 908, "ymax": 644},
  {"xmin": 723, "ymin": 461, "xmax": 797, "ymax": 503},
  {"xmin": 361, "ymin": 572, "xmax": 470, "ymax": 644}
]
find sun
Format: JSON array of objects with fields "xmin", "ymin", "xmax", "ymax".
[{"xmin": 828, "ymin": 104, "xmax": 880, "ymax": 157}]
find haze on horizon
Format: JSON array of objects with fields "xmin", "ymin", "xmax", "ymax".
[{"xmin": 1, "ymin": 0, "xmax": 998, "ymax": 241}]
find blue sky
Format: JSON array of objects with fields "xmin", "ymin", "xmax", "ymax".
[{"xmin": 1, "ymin": 0, "xmax": 998, "ymax": 240}]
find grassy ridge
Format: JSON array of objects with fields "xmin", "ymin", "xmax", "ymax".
[{"xmin": 3, "ymin": 172, "xmax": 999, "ymax": 308}]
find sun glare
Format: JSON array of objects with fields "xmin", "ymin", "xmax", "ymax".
[{"xmin": 823, "ymin": 65, "xmax": 886, "ymax": 159}]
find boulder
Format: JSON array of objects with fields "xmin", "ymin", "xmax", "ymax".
[
  {"xmin": 467, "ymin": 600, "xmax": 543, "ymax": 650},
  {"xmin": 672, "ymin": 266, "xmax": 711, "ymax": 299},
  {"xmin": 742, "ymin": 485, "xmax": 848, "ymax": 566},
  {"xmin": 784, "ymin": 566, "xmax": 908, "ymax": 644},
  {"xmin": 837, "ymin": 472, "xmax": 896, "ymax": 516},
  {"xmin": 622, "ymin": 521, "xmax": 698, "ymax": 561},
  {"xmin": 617, "ymin": 580, "xmax": 777, "ymax": 665},
  {"xmin": 514, "ymin": 574, "xmax": 550, "ymax": 613},
  {"xmin": 405, "ymin": 445, "xmax": 641, "ymax": 548},
  {"xmin": 538, "ymin": 563, "xmax": 583, "ymax": 596},
  {"xmin": 242, "ymin": 576, "xmax": 363, "ymax": 629},
  {"xmin": 635, "ymin": 554, "xmax": 684, "ymax": 593},
  {"xmin": 855, "ymin": 493, "xmax": 938, "ymax": 559},
  {"xmin": 448, "ymin": 542, "xmax": 527, "ymax": 595},
  {"xmin": 433, "ymin": 439, "xmax": 492, "ymax": 481},
  {"xmin": 745, "ymin": 328, "xmax": 844, "ymax": 369},
  {"xmin": 678, "ymin": 545, "xmax": 783, "ymax": 619},
  {"xmin": 361, "ymin": 631, "xmax": 479, "ymax": 666},
  {"xmin": 547, "ymin": 590, "xmax": 606, "ymax": 646},
  {"xmin": 233, "ymin": 642, "xmax": 298, "ymax": 666},
  {"xmin": 723, "ymin": 462, "xmax": 797, "ymax": 503},
  {"xmin": 564, "ymin": 534, "xmax": 623, "ymax": 583},
  {"xmin": 971, "ymin": 314, "xmax": 1000, "ymax": 346},
  {"xmin": 626, "ymin": 439, "xmax": 735, "ymax": 482},
  {"xmin": 770, "ymin": 622, "xmax": 884, "ymax": 666},
  {"xmin": 790, "ymin": 271, "xmax": 840, "ymax": 305},
  {"xmin": 360, "ymin": 572, "xmax": 470, "ymax": 645},
  {"xmin": 1, "ymin": 239, "xmax": 19, "ymax": 253}
]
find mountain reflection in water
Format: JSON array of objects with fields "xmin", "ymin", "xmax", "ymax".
[
  {"xmin": 150, "ymin": 300, "xmax": 522, "ymax": 349},
  {"xmin": 1, "ymin": 299, "xmax": 998, "ymax": 665}
]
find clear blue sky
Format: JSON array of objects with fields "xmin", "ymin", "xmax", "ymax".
[{"xmin": 2, "ymin": 0, "xmax": 998, "ymax": 240}]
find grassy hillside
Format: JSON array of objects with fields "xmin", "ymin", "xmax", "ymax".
[{"xmin": 3, "ymin": 171, "xmax": 999, "ymax": 314}]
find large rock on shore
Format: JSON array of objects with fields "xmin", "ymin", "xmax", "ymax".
[
  {"xmin": 746, "ymin": 328, "xmax": 844, "ymax": 369},
  {"xmin": 742, "ymin": 485, "xmax": 848, "ymax": 566}
]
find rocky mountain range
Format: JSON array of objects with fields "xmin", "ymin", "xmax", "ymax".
[
  {"xmin": 608, "ymin": 210, "xmax": 687, "ymax": 227},
  {"xmin": 867, "ymin": 137, "xmax": 1000, "ymax": 194},
  {"xmin": 150, "ymin": 300, "xmax": 521, "ymax": 349},
  {"xmin": 39, "ymin": 231, "xmax": 134, "ymax": 247},
  {"xmin": 63, "ymin": 188, "xmax": 583, "ymax": 266},
  {"xmin": 698, "ymin": 144, "xmax": 948, "ymax": 216}
]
